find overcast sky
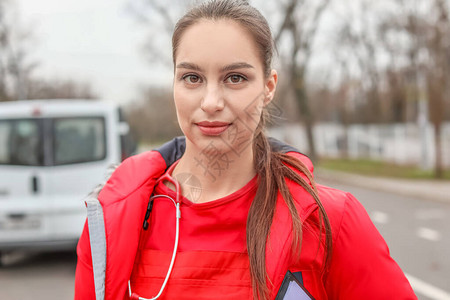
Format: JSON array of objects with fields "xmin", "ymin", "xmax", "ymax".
[
  {"xmin": 17, "ymin": 0, "xmax": 171, "ymax": 105},
  {"xmin": 15, "ymin": 0, "xmax": 342, "ymax": 105}
]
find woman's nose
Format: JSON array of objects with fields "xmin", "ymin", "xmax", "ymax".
[{"xmin": 200, "ymin": 85, "xmax": 225, "ymax": 113}]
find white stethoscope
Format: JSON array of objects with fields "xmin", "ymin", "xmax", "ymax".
[{"xmin": 128, "ymin": 172, "xmax": 182, "ymax": 300}]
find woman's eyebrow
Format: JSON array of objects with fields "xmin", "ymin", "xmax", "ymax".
[
  {"xmin": 221, "ymin": 62, "xmax": 254, "ymax": 72},
  {"xmin": 176, "ymin": 62, "xmax": 255, "ymax": 72},
  {"xmin": 176, "ymin": 62, "xmax": 202, "ymax": 71}
]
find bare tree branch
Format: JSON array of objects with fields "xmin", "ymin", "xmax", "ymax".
[
  {"xmin": 274, "ymin": 0, "xmax": 299, "ymax": 44},
  {"xmin": 0, "ymin": 0, "xmax": 37, "ymax": 100},
  {"xmin": 273, "ymin": 0, "xmax": 332, "ymax": 160},
  {"xmin": 146, "ymin": 0, "xmax": 177, "ymax": 32},
  {"xmin": 126, "ymin": 0, "xmax": 190, "ymax": 70},
  {"xmin": 301, "ymin": 0, "xmax": 331, "ymax": 73}
]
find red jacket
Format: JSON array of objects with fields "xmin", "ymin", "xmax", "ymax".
[{"xmin": 74, "ymin": 137, "xmax": 416, "ymax": 299}]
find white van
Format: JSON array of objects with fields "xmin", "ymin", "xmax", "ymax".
[{"xmin": 0, "ymin": 100, "xmax": 136, "ymax": 259}]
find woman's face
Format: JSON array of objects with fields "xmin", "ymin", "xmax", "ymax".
[{"xmin": 173, "ymin": 19, "xmax": 277, "ymax": 157}]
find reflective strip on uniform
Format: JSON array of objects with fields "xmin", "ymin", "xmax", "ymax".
[{"xmin": 86, "ymin": 197, "xmax": 107, "ymax": 300}]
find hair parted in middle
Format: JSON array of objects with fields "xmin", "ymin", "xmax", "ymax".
[{"xmin": 172, "ymin": 1, "xmax": 332, "ymax": 299}]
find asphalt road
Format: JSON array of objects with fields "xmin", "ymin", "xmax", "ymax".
[
  {"xmin": 0, "ymin": 251, "xmax": 76, "ymax": 299},
  {"xmin": 0, "ymin": 182, "xmax": 449, "ymax": 300},
  {"xmin": 318, "ymin": 179, "xmax": 450, "ymax": 300}
]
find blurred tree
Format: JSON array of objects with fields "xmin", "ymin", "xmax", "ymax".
[
  {"xmin": 274, "ymin": 0, "xmax": 331, "ymax": 161},
  {"xmin": 26, "ymin": 78, "xmax": 98, "ymax": 100},
  {"xmin": 124, "ymin": 0, "xmax": 190, "ymax": 143},
  {"xmin": 0, "ymin": 0, "xmax": 98, "ymax": 101},
  {"xmin": 380, "ymin": 0, "xmax": 450, "ymax": 178},
  {"xmin": 377, "ymin": 0, "xmax": 427, "ymax": 123},
  {"xmin": 125, "ymin": 86, "xmax": 182, "ymax": 143},
  {"xmin": 329, "ymin": 0, "xmax": 449, "ymax": 176},
  {"xmin": 125, "ymin": 0, "xmax": 190, "ymax": 68},
  {"xmin": 332, "ymin": 0, "xmax": 400, "ymax": 124},
  {"xmin": 426, "ymin": 0, "xmax": 449, "ymax": 178},
  {"xmin": 0, "ymin": 0, "xmax": 36, "ymax": 101}
]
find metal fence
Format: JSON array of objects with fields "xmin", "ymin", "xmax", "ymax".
[{"xmin": 270, "ymin": 122, "xmax": 450, "ymax": 169}]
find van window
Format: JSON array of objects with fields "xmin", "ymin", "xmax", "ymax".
[
  {"xmin": 53, "ymin": 117, "xmax": 106, "ymax": 165},
  {"xmin": 0, "ymin": 119, "xmax": 44, "ymax": 166}
]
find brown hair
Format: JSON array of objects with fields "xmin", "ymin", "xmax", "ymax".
[{"xmin": 172, "ymin": 1, "xmax": 332, "ymax": 299}]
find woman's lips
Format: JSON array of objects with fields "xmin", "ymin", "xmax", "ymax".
[{"xmin": 196, "ymin": 121, "xmax": 231, "ymax": 136}]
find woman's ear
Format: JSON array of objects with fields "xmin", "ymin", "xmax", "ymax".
[{"xmin": 264, "ymin": 69, "xmax": 278, "ymax": 106}]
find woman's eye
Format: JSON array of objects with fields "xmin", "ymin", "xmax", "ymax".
[
  {"xmin": 183, "ymin": 74, "xmax": 201, "ymax": 84},
  {"xmin": 226, "ymin": 74, "xmax": 246, "ymax": 84}
]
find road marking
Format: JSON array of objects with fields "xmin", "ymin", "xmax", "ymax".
[
  {"xmin": 371, "ymin": 211, "xmax": 389, "ymax": 224},
  {"xmin": 417, "ymin": 227, "xmax": 441, "ymax": 242},
  {"xmin": 406, "ymin": 273, "xmax": 450, "ymax": 300}
]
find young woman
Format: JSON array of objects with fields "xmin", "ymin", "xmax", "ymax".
[{"xmin": 74, "ymin": 1, "xmax": 417, "ymax": 299}]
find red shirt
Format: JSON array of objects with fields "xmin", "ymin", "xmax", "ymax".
[{"xmin": 129, "ymin": 167, "xmax": 258, "ymax": 299}]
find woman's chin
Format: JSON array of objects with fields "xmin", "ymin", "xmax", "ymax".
[{"xmin": 186, "ymin": 135, "xmax": 229, "ymax": 153}]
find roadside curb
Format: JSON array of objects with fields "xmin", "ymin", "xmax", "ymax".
[{"xmin": 315, "ymin": 168, "xmax": 450, "ymax": 204}]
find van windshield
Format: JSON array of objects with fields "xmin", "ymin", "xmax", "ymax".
[
  {"xmin": 0, "ymin": 119, "xmax": 44, "ymax": 166},
  {"xmin": 53, "ymin": 117, "xmax": 106, "ymax": 165}
]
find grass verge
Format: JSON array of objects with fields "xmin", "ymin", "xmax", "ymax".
[{"xmin": 316, "ymin": 158, "xmax": 450, "ymax": 181}]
